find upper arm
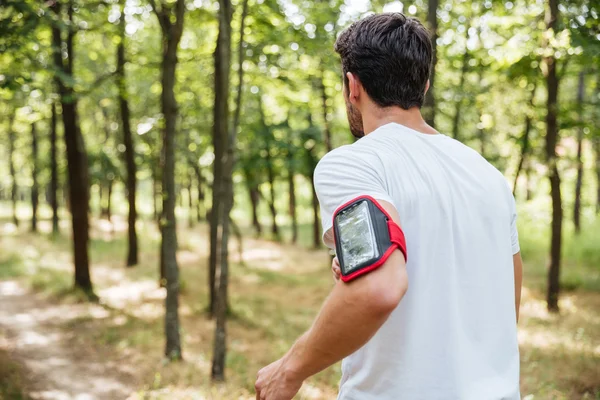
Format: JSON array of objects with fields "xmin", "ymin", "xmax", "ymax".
[
  {"xmin": 314, "ymin": 149, "xmax": 407, "ymax": 304},
  {"xmin": 314, "ymin": 148, "xmax": 394, "ymax": 248},
  {"xmin": 335, "ymin": 199, "xmax": 408, "ymax": 310}
]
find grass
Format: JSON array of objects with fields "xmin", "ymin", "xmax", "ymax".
[
  {"xmin": 0, "ymin": 205, "xmax": 599, "ymax": 399},
  {"xmin": 0, "ymin": 349, "xmax": 31, "ymax": 400},
  {"xmin": 0, "ymin": 253, "xmax": 25, "ymax": 279}
]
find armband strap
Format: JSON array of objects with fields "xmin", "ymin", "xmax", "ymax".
[
  {"xmin": 387, "ymin": 219, "xmax": 408, "ymax": 263},
  {"xmin": 332, "ymin": 195, "xmax": 408, "ymax": 283}
]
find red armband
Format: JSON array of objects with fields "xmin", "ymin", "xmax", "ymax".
[{"xmin": 333, "ymin": 196, "xmax": 407, "ymax": 282}]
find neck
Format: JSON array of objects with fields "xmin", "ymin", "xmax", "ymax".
[{"xmin": 362, "ymin": 105, "xmax": 438, "ymax": 136}]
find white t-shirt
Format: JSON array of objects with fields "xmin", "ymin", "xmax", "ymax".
[{"xmin": 314, "ymin": 123, "xmax": 520, "ymax": 400}]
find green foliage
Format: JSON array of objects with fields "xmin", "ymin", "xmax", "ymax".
[{"xmin": 0, "ymin": 253, "xmax": 25, "ymax": 279}]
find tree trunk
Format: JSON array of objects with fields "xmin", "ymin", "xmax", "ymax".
[
  {"xmin": 244, "ymin": 168, "xmax": 262, "ymax": 236},
  {"xmin": 208, "ymin": 26, "xmax": 226, "ymax": 319},
  {"xmin": 451, "ymin": 37, "xmax": 469, "ymax": 141},
  {"xmin": 525, "ymin": 162, "xmax": 533, "ymax": 201},
  {"xmin": 573, "ymin": 71, "xmax": 585, "ymax": 234},
  {"xmin": 161, "ymin": 30, "xmax": 182, "ymax": 361},
  {"xmin": 51, "ymin": 0, "xmax": 93, "ymax": 297},
  {"xmin": 31, "ymin": 122, "xmax": 39, "ymax": 232},
  {"xmin": 99, "ymin": 184, "xmax": 105, "ymax": 217},
  {"xmin": 595, "ymin": 75, "xmax": 600, "ymax": 214},
  {"xmin": 211, "ymin": 0, "xmax": 233, "ymax": 381},
  {"xmin": 320, "ymin": 69, "xmax": 332, "ymax": 152},
  {"xmin": 265, "ymin": 166, "xmax": 279, "ymax": 239},
  {"xmin": 152, "ymin": 0, "xmax": 186, "ymax": 360},
  {"xmin": 288, "ymin": 167, "xmax": 298, "ymax": 244},
  {"xmin": 423, "ymin": 0, "xmax": 438, "ymax": 128},
  {"xmin": 118, "ymin": 0, "xmax": 138, "ymax": 266},
  {"xmin": 187, "ymin": 175, "xmax": 194, "ymax": 228},
  {"xmin": 544, "ymin": 0, "xmax": 562, "ymax": 313},
  {"xmin": 596, "ymin": 135, "xmax": 600, "ymax": 215},
  {"xmin": 153, "ymin": 167, "xmax": 161, "ymax": 222},
  {"xmin": 250, "ymin": 185, "xmax": 262, "ymax": 236},
  {"xmin": 595, "ymin": 136, "xmax": 600, "ymax": 214},
  {"xmin": 476, "ymin": 67, "xmax": 486, "ymax": 158},
  {"xmin": 259, "ymin": 97, "xmax": 280, "ymax": 240},
  {"xmin": 8, "ymin": 112, "xmax": 19, "ymax": 227},
  {"xmin": 177, "ymin": 187, "xmax": 184, "ymax": 209},
  {"xmin": 50, "ymin": 102, "xmax": 60, "ymax": 234},
  {"xmin": 311, "ymin": 169, "xmax": 320, "ymax": 249},
  {"xmin": 513, "ymin": 84, "xmax": 537, "ymax": 197},
  {"xmin": 231, "ymin": 0, "xmax": 248, "ymax": 139},
  {"xmin": 192, "ymin": 162, "xmax": 205, "ymax": 221},
  {"xmin": 106, "ymin": 179, "xmax": 113, "ymax": 223}
]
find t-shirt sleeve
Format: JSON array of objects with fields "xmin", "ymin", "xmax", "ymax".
[
  {"xmin": 313, "ymin": 147, "xmax": 393, "ymax": 248},
  {"xmin": 508, "ymin": 191, "xmax": 520, "ymax": 255}
]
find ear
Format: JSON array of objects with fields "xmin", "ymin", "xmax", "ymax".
[
  {"xmin": 424, "ymin": 79, "xmax": 430, "ymax": 95},
  {"xmin": 346, "ymin": 72, "xmax": 361, "ymax": 105}
]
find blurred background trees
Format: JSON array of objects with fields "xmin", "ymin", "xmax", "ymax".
[{"xmin": 0, "ymin": 0, "xmax": 599, "ymax": 393}]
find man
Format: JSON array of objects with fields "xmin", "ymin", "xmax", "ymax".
[{"xmin": 255, "ymin": 12, "xmax": 522, "ymax": 400}]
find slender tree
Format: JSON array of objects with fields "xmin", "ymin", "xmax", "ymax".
[
  {"xmin": 476, "ymin": 68, "xmax": 486, "ymax": 158},
  {"xmin": 7, "ymin": 112, "xmax": 19, "ymax": 227},
  {"xmin": 30, "ymin": 122, "xmax": 39, "ymax": 232},
  {"xmin": 149, "ymin": 0, "xmax": 186, "ymax": 360},
  {"xmin": 595, "ymin": 75, "xmax": 600, "ymax": 214},
  {"xmin": 287, "ymin": 151, "xmax": 298, "ymax": 244},
  {"xmin": 310, "ymin": 167, "xmax": 320, "ymax": 249},
  {"xmin": 190, "ymin": 160, "xmax": 205, "ymax": 221},
  {"xmin": 258, "ymin": 96, "xmax": 280, "ymax": 240},
  {"xmin": 211, "ymin": 0, "xmax": 235, "ymax": 381},
  {"xmin": 208, "ymin": 15, "xmax": 227, "ymax": 317},
  {"xmin": 319, "ymin": 68, "xmax": 333, "ymax": 152},
  {"xmin": 513, "ymin": 84, "xmax": 537, "ymax": 197},
  {"xmin": 423, "ymin": 0, "xmax": 438, "ymax": 128},
  {"xmin": 50, "ymin": 0, "xmax": 94, "ymax": 296},
  {"xmin": 573, "ymin": 71, "xmax": 585, "ymax": 233},
  {"xmin": 244, "ymin": 168, "xmax": 262, "ymax": 236},
  {"xmin": 187, "ymin": 171, "xmax": 195, "ymax": 228},
  {"xmin": 301, "ymin": 115, "xmax": 321, "ymax": 249},
  {"xmin": 543, "ymin": 0, "xmax": 562, "ymax": 312},
  {"xmin": 50, "ymin": 102, "xmax": 60, "ymax": 234},
  {"xmin": 117, "ymin": 0, "xmax": 138, "ymax": 266},
  {"xmin": 451, "ymin": 48, "xmax": 469, "ymax": 141}
]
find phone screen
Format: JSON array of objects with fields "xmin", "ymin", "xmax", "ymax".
[{"xmin": 336, "ymin": 200, "xmax": 379, "ymax": 274}]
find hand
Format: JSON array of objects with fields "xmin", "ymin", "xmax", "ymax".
[
  {"xmin": 255, "ymin": 357, "xmax": 303, "ymax": 400},
  {"xmin": 332, "ymin": 256, "xmax": 341, "ymax": 282}
]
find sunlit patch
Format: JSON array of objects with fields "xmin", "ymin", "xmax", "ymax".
[
  {"xmin": 2, "ymin": 222, "xmax": 18, "ymax": 235},
  {"xmin": 20, "ymin": 331, "xmax": 62, "ymax": 347},
  {"xmin": 0, "ymin": 280, "xmax": 27, "ymax": 296},
  {"xmin": 89, "ymin": 306, "xmax": 110, "ymax": 319},
  {"xmin": 112, "ymin": 315, "xmax": 128, "ymax": 326},
  {"xmin": 178, "ymin": 250, "xmax": 201, "ymax": 264},
  {"xmin": 129, "ymin": 302, "xmax": 163, "ymax": 320},
  {"xmin": 99, "ymin": 280, "xmax": 165, "ymax": 310}
]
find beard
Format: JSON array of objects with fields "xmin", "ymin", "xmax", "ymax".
[{"xmin": 345, "ymin": 98, "xmax": 365, "ymax": 139}]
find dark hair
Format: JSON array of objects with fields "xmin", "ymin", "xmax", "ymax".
[{"xmin": 334, "ymin": 13, "xmax": 433, "ymax": 109}]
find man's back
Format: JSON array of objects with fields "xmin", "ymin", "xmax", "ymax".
[{"xmin": 315, "ymin": 123, "xmax": 520, "ymax": 400}]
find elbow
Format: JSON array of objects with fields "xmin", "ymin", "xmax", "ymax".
[{"xmin": 365, "ymin": 266, "xmax": 408, "ymax": 315}]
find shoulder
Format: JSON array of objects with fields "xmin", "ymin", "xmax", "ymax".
[{"xmin": 315, "ymin": 142, "xmax": 380, "ymax": 176}]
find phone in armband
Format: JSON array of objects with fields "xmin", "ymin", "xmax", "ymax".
[{"xmin": 333, "ymin": 195, "xmax": 407, "ymax": 282}]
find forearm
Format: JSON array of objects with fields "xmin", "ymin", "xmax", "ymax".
[{"xmin": 284, "ymin": 252, "xmax": 408, "ymax": 380}]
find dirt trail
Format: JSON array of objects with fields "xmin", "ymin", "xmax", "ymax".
[{"xmin": 0, "ymin": 280, "xmax": 136, "ymax": 400}]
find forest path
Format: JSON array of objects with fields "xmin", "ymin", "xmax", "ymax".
[{"xmin": 0, "ymin": 280, "xmax": 137, "ymax": 400}]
